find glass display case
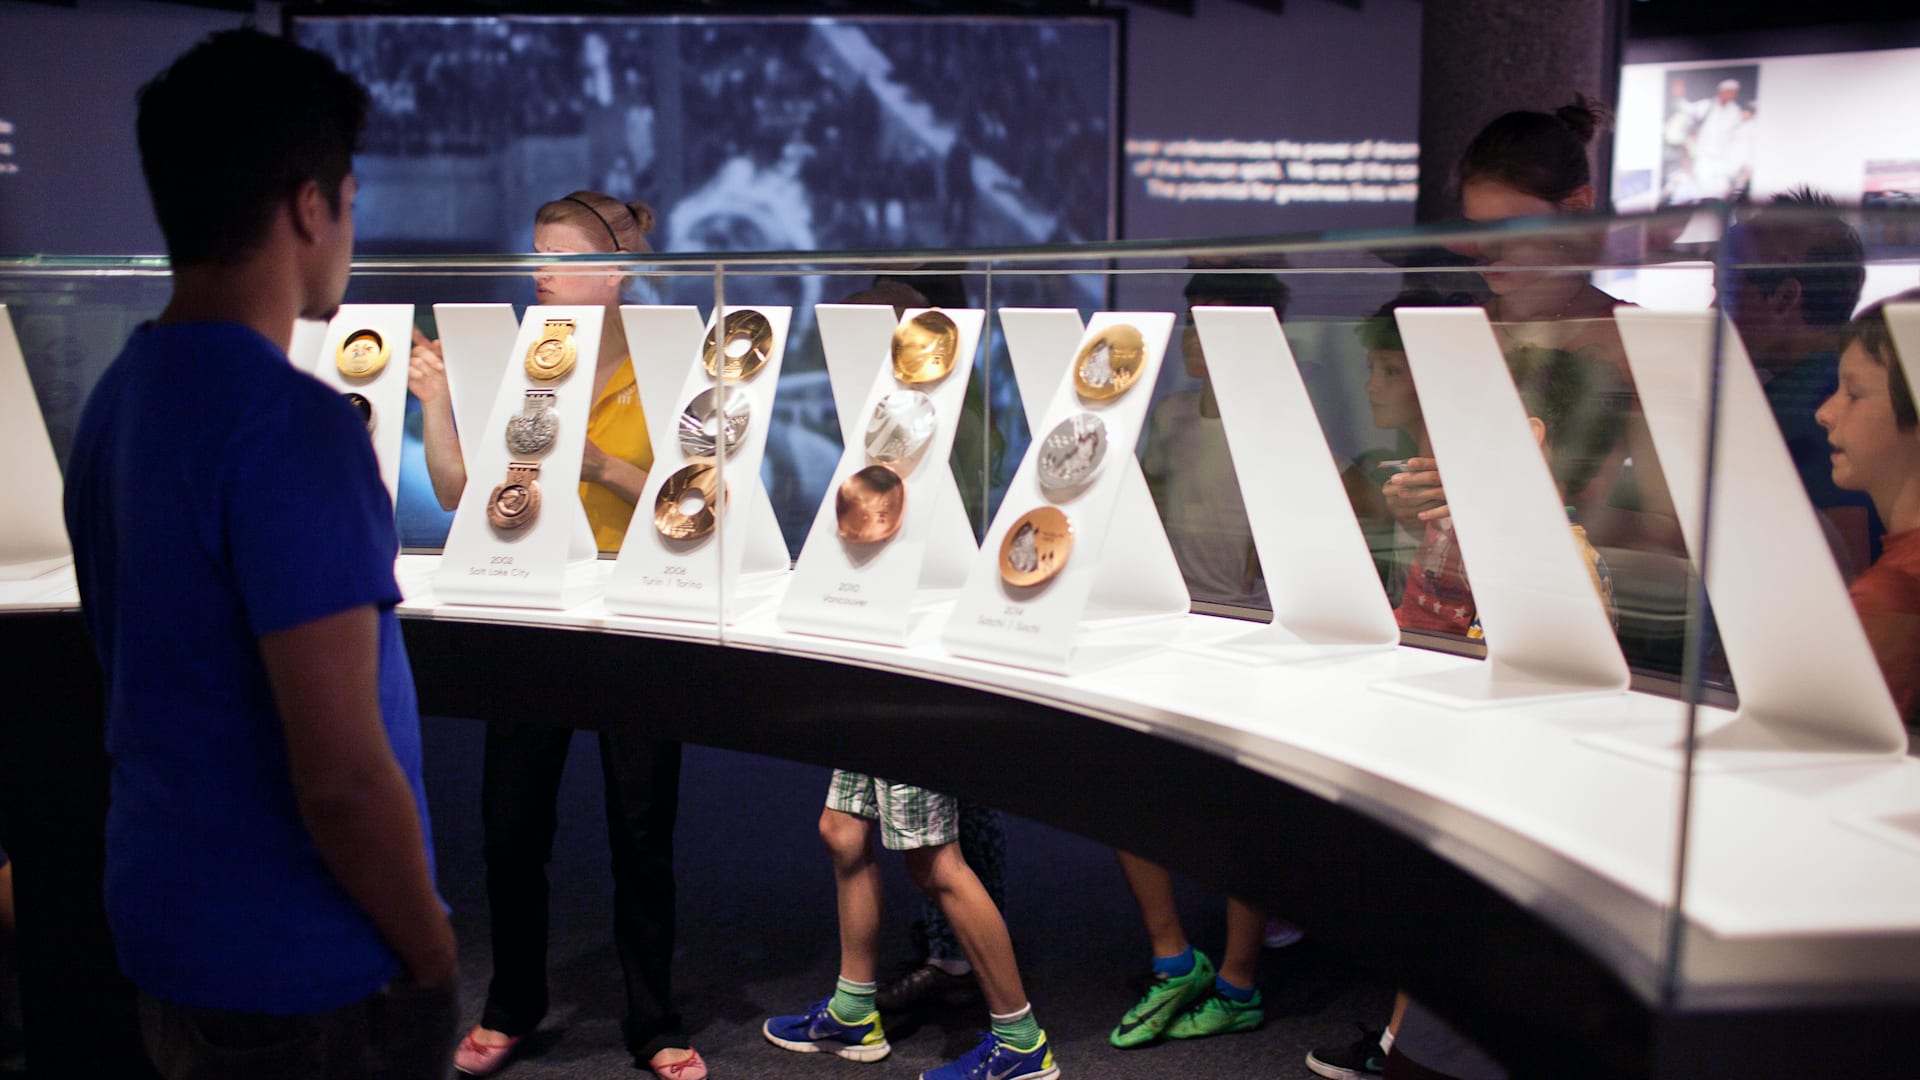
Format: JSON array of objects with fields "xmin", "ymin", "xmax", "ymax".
[{"xmin": 5, "ymin": 203, "xmax": 1919, "ymax": 1073}]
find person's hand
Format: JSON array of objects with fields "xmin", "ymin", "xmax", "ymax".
[
  {"xmin": 407, "ymin": 328, "xmax": 450, "ymax": 407},
  {"xmin": 1383, "ymin": 456, "xmax": 1449, "ymax": 531},
  {"xmin": 580, "ymin": 438, "xmax": 611, "ymax": 484},
  {"xmin": 403, "ymin": 916, "xmax": 459, "ymax": 990}
]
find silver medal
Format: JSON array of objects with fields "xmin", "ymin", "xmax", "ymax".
[
  {"xmin": 864, "ymin": 390, "xmax": 937, "ymax": 467},
  {"xmin": 505, "ymin": 389, "xmax": 558, "ymax": 456},
  {"xmin": 1036, "ymin": 412, "xmax": 1107, "ymax": 492},
  {"xmin": 677, "ymin": 387, "xmax": 752, "ymax": 459}
]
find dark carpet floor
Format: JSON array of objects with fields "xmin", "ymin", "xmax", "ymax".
[{"xmin": 423, "ymin": 715, "xmax": 1395, "ymax": 1079}]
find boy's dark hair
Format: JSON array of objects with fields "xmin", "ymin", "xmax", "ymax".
[
  {"xmin": 1725, "ymin": 187, "xmax": 1866, "ymax": 333},
  {"xmin": 1183, "ymin": 272, "xmax": 1290, "ymax": 319},
  {"xmin": 137, "ymin": 29, "xmax": 369, "ymax": 267},
  {"xmin": 1508, "ymin": 346, "xmax": 1629, "ymax": 497},
  {"xmin": 1356, "ymin": 288, "xmax": 1478, "ymax": 352},
  {"xmin": 1839, "ymin": 288, "xmax": 1920, "ymax": 431},
  {"xmin": 1455, "ymin": 94, "xmax": 1610, "ymax": 205}
]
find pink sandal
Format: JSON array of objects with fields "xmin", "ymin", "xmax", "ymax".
[{"xmin": 648, "ymin": 1047, "xmax": 708, "ymax": 1080}]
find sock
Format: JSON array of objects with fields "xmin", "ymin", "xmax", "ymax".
[
  {"xmin": 989, "ymin": 1003, "xmax": 1043, "ymax": 1049},
  {"xmin": 1214, "ymin": 975, "xmax": 1257, "ymax": 1003},
  {"xmin": 829, "ymin": 976, "xmax": 877, "ymax": 1021},
  {"xmin": 1150, "ymin": 946, "xmax": 1195, "ymax": 979},
  {"xmin": 928, "ymin": 956, "xmax": 971, "ymax": 977},
  {"xmin": 1380, "ymin": 1026, "xmax": 1396, "ymax": 1055}
]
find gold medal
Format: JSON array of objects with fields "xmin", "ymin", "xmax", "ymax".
[
  {"xmin": 701, "ymin": 309, "xmax": 773, "ymax": 381},
  {"xmin": 335, "ymin": 329, "xmax": 389, "ymax": 379},
  {"xmin": 998, "ymin": 506, "xmax": 1072, "ymax": 588},
  {"xmin": 653, "ymin": 463, "xmax": 729, "ymax": 541},
  {"xmin": 835, "ymin": 465, "xmax": 906, "ymax": 544},
  {"xmin": 1073, "ymin": 323, "xmax": 1146, "ymax": 402},
  {"xmin": 487, "ymin": 462, "xmax": 542, "ymax": 531},
  {"xmin": 891, "ymin": 310, "xmax": 960, "ymax": 385},
  {"xmin": 525, "ymin": 318, "xmax": 578, "ymax": 381}
]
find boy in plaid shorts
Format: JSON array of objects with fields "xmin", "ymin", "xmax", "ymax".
[{"xmin": 763, "ymin": 771, "xmax": 1059, "ymax": 1080}]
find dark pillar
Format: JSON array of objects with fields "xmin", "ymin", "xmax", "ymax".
[{"xmin": 1417, "ymin": 0, "xmax": 1627, "ymax": 222}]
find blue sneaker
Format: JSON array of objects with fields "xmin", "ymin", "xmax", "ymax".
[
  {"xmin": 762, "ymin": 998, "xmax": 891, "ymax": 1062},
  {"xmin": 919, "ymin": 1031, "xmax": 1059, "ymax": 1080}
]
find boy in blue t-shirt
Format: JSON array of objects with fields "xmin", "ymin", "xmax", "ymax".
[{"xmin": 62, "ymin": 29, "xmax": 456, "ymax": 1079}]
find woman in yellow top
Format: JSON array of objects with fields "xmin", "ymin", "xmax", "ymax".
[{"xmin": 408, "ymin": 191, "xmax": 704, "ymax": 1080}]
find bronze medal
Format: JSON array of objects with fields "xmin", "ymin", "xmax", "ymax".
[
  {"xmin": 835, "ymin": 464, "xmax": 906, "ymax": 544},
  {"xmin": 487, "ymin": 462, "xmax": 542, "ymax": 532},
  {"xmin": 335, "ymin": 329, "xmax": 389, "ymax": 379},
  {"xmin": 1073, "ymin": 323, "xmax": 1146, "ymax": 402},
  {"xmin": 890, "ymin": 310, "xmax": 960, "ymax": 385},
  {"xmin": 653, "ymin": 463, "xmax": 729, "ymax": 541},
  {"xmin": 998, "ymin": 506, "xmax": 1073, "ymax": 588},
  {"xmin": 701, "ymin": 309, "xmax": 773, "ymax": 381}
]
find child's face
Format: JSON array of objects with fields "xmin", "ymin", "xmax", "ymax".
[
  {"xmin": 1817, "ymin": 341, "xmax": 1919, "ymax": 497},
  {"xmin": 532, "ymin": 220, "xmax": 622, "ymax": 307},
  {"xmin": 1365, "ymin": 348, "xmax": 1421, "ymax": 430}
]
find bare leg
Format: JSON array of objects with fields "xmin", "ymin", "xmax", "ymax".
[
  {"xmin": 904, "ymin": 843, "xmax": 1025, "ymax": 1015},
  {"xmin": 1219, "ymin": 897, "xmax": 1266, "ymax": 989},
  {"xmin": 1114, "ymin": 850, "xmax": 1190, "ymax": 959},
  {"xmin": 820, "ymin": 808, "xmax": 881, "ymax": 985}
]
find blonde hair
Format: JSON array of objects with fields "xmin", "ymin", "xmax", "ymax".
[{"xmin": 535, "ymin": 190, "xmax": 656, "ymax": 254}]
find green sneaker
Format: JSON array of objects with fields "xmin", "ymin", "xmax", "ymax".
[
  {"xmin": 1165, "ymin": 989, "xmax": 1265, "ymax": 1039},
  {"xmin": 1108, "ymin": 949, "xmax": 1216, "ymax": 1048}
]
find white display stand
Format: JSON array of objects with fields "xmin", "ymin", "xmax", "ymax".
[
  {"xmin": 603, "ymin": 305, "xmax": 792, "ymax": 624},
  {"xmin": 1591, "ymin": 309, "xmax": 1908, "ymax": 766},
  {"xmin": 0, "ymin": 305, "xmax": 74, "ymax": 583},
  {"xmin": 433, "ymin": 306, "xmax": 604, "ymax": 608},
  {"xmin": 1375, "ymin": 308, "xmax": 1630, "ymax": 708},
  {"xmin": 434, "ymin": 303, "xmax": 524, "ymax": 448},
  {"xmin": 1192, "ymin": 306, "xmax": 1400, "ymax": 657},
  {"xmin": 287, "ymin": 317, "xmax": 327, "ymax": 374},
  {"xmin": 1889, "ymin": 303, "xmax": 1920, "ymax": 410},
  {"xmin": 942, "ymin": 311, "xmax": 1189, "ymax": 674},
  {"xmin": 779, "ymin": 306, "xmax": 983, "ymax": 645},
  {"xmin": 306, "ymin": 305, "xmax": 414, "ymax": 507}
]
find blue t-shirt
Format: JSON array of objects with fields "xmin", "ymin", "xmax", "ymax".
[{"xmin": 64, "ymin": 321, "xmax": 436, "ymax": 1015}]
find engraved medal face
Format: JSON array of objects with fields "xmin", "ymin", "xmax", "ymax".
[
  {"xmin": 487, "ymin": 462, "xmax": 543, "ymax": 531},
  {"xmin": 701, "ymin": 309, "xmax": 773, "ymax": 381},
  {"xmin": 863, "ymin": 390, "xmax": 937, "ymax": 467},
  {"xmin": 891, "ymin": 310, "xmax": 960, "ymax": 385},
  {"xmin": 676, "ymin": 387, "xmax": 752, "ymax": 459},
  {"xmin": 653, "ymin": 463, "xmax": 729, "ymax": 541},
  {"xmin": 336, "ymin": 329, "xmax": 389, "ymax": 379},
  {"xmin": 835, "ymin": 464, "xmax": 906, "ymax": 544},
  {"xmin": 505, "ymin": 389, "xmax": 559, "ymax": 456},
  {"xmin": 1073, "ymin": 323, "xmax": 1146, "ymax": 402},
  {"xmin": 998, "ymin": 506, "xmax": 1073, "ymax": 588},
  {"xmin": 343, "ymin": 392, "xmax": 375, "ymax": 434},
  {"xmin": 525, "ymin": 319, "xmax": 578, "ymax": 381},
  {"xmin": 1036, "ymin": 412, "xmax": 1107, "ymax": 492}
]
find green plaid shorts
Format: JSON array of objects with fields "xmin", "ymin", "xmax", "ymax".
[{"xmin": 825, "ymin": 770, "xmax": 960, "ymax": 851}]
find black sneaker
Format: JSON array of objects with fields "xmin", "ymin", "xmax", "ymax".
[
  {"xmin": 874, "ymin": 963, "xmax": 980, "ymax": 1012},
  {"xmin": 1306, "ymin": 1024, "xmax": 1387, "ymax": 1079}
]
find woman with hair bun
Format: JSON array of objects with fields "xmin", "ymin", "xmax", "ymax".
[{"xmin": 409, "ymin": 191, "xmax": 704, "ymax": 1080}]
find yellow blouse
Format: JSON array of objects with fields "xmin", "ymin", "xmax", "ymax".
[{"xmin": 581, "ymin": 358, "xmax": 653, "ymax": 552}]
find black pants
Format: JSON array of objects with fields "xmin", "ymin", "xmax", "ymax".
[
  {"xmin": 140, "ymin": 984, "xmax": 459, "ymax": 1080},
  {"xmin": 476, "ymin": 721, "xmax": 686, "ymax": 1061}
]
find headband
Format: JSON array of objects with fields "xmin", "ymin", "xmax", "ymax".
[{"xmin": 563, "ymin": 196, "xmax": 623, "ymax": 252}]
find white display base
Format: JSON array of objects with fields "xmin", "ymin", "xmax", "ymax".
[
  {"xmin": 307, "ymin": 305, "xmax": 414, "ymax": 508},
  {"xmin": 779, "ymin": 305, "xmax": 984, "ymax": 646},
  {"xmin": 942, "ymin": 311, "xmax": 1189, "ymax": 674},
  {"xmin": 1374, "ymin": 308, "xmax": 1630, "ymax": 709},
  {"xmin": 287, "ymin": 317, "xmax": 327, "ymax": 373},
  {"xmin": 434, "ymin": 304, "xmax": 524, "ymax": 443},
  {"xmin": 1192, "ymin": 307, "xmax": 1400, "ymax": 661},
  {"xmin": 433, "ymin": 306, "xmax": 604, "ymax": 609},
  {"xmin": 603, "ymin": 305, "xmax": 793, "ymax": 623},
  {"xmin": 0, "ymin": 306, "xmax": 73, "ymax": 576},
  {"xmin": 1583, "ymin": 310, "xmax": 1909, "ymax": 769},
  {"xmin": 1889, "ymin": 303, "xmax": 1920, "ymax": 412}
]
